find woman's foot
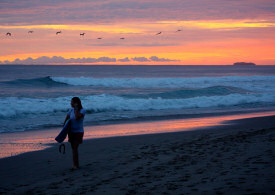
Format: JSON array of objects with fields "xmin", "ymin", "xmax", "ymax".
[{"xmin": 71, "ymin": 166, "xmax": 79, "ymax": 170}]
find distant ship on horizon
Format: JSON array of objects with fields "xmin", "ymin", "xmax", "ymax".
[{"xmin": 233, "ymin": 62, "xmax": 256, "ymax": 66}]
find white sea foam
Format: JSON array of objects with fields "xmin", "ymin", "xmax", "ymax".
[
  {"xmin": 50, "ymin": 76, "xmax": 275, "ymax": 92},
  {"xmin": 0, "ymin": 96, "xmax": 71, "ymax": 118},
  {"xmin": 1, "ymin": 92, "xmax": 275, "ymax": 118}
]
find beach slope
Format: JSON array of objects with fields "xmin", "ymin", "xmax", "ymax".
[{"xmin": 0, "ymin": 116, "xmax": 275, "ymax": 194}]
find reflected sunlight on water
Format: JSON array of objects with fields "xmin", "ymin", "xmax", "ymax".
[{"xmin": 1, "ymin": 111, "xmax": 275, "ymax": 159}]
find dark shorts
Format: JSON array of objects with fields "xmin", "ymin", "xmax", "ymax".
[{"xmin": 68, "ymin": 132, "xmax": 84, "ymax": 144}]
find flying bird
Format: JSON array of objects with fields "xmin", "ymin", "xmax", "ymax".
[
  {"xmin": 80, "ymin": 33, "xmax": 85, "ymax": 36},
  {"xmin": 97, "ymin": 37, "xmax": 102, "ymax": 39},
  {"xmin": 6, "ymin": 32, "xmax": 11, "ymax": 36},
  {"xmin": 120, "ymin": 37, "xmax": 125, "ymax": 40},
  {"xmin": 156, "ymin": 32, "xmax": 162, "ymax": 35},
  {"xmin": 28, "ymin": 31, "xmax": 34, "ymax": 33},
  {"xmin": 176, "ymin": 29, "xmax": 182, "ymax": 32},
  {"xmin": 56, "ymin": 31, "xmax": 62, "ymax": 35}
]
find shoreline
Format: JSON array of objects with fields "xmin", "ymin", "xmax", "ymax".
[
  {"xmin": 0, "ymin": 113, "xmax": 275, "ymax": 194},
  {"xmin": 2, "ymin": 106, "xmax": 274, "ymax": 135},
  {"xmin": 1, "ymin": 110, "xmax": 275, "ymax": 159}
]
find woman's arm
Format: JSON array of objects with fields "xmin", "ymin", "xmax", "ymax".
[{"xmin": 63, "ymin": 114, "xmax": 70, "ymax": 126}]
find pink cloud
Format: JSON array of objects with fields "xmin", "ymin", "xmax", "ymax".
[
  {"xmin": 1, "ymin": 56, "xmax": 178, "ymax": 64},
  {"xmin": 150, "ymin": 56, "xmax": 178, "ymax": 62},
  {"xmin": 131, "ymin": 57, "xmax": 150, "ymax": 62},
  {"xmin": 118, "ymin": 57, "xmax": 130, "ymax": 62}
]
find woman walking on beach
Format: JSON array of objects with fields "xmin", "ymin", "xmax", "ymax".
[{"xmin": 64, "ymin": 97, "xmax": 85, "ymax": 170}]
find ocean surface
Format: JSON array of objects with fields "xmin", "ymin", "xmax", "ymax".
[{"xmin": 0, "ymin": 65, "xmax": 275, "ymax": 133}]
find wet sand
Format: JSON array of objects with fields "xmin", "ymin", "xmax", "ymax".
[
  {"xmin": 1, "ymin": 111, "xmax": 275, "ymax": 159},
  {"xmin": 0, "ymin": 115, "xmax": 275, "ymax": 194}
]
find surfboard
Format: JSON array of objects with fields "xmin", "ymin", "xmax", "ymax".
[{"xmin": 55, "ymin": 119, "xmax": 71, "ymax": 143}]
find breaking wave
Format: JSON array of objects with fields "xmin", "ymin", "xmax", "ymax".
[
  {"xmin": 1, "ymin": 92, "xmax": 275, "ymax": 118},
  {"xmin": 2, "ymin": 76, "xmax": 275, "ymax": 92},
  {"xmin": 50, "ymin": 76, "xmax": 275, "ymax": 91},
  {"xmin": 1, "ymin": 76, "xmax": 67, "ymax": 87}
]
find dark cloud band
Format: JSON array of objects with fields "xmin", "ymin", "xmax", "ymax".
[{"xmin": 1, "ymin": 0, "xmax": 274, "ymax": 25}]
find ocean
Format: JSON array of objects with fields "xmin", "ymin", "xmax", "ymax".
[{"xmin": 0, "ymin": 65, "xmax": 275, "ymax": 134}]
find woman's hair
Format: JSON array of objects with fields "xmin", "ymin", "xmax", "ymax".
[{"xmin": 72, "ymin": 97, "xmax": 83, "ymax": 110}]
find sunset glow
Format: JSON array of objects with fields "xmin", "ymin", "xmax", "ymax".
[{"xmin": 1, "ymin": 0, "xmax": 275, "ymax": 65}]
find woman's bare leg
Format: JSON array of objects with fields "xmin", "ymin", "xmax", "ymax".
[{"xmin": 71, "ymin": 142, "xmax": 80, "ymax": 168}]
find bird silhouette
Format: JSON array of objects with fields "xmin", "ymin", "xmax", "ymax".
[
  {"xmin": 6, "ymin": 32, "xmax": 11, "ymax": 36},
  {"xmin": 156, "ymin": 32, "xmax": 162, "ymax": 35},
  {"xmin": 80, "ymin": 33, "xmax": 85, "ymax": 36},
  {"xmin": 97, "ymin": 37, "xmax": 102, "ymax": 39},
  {"xmin": 56, "ymin": 31, "xmax": 62, "ymax": 35},
  {"xmin": 176, "ymin": 29, "xmax": 182, "ymax": 32},
  {"xmin": 28, "ymin": 31, "xmax": 34, "ymax": 33},
  {"xmin": 120, "ymin": 37, "xmax": 125, "ymax": 40}
]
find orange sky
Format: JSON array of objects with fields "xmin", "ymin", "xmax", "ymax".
[{"xmin": 1, "ymin": 0, "xmax": 275, "ymax": 65}]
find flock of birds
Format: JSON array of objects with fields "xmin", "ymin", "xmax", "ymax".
[{"xmin": 4, "ymin": 29, "xmax": 182, "ymax": 40}]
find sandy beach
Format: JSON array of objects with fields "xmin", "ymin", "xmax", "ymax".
[
  {"xmin": 2, "ymin": 0, "xmax": 275, "ymax": 194},
  {"xmin": 0, "ymin": 115, "xmax": 275, "ymax": 194}
]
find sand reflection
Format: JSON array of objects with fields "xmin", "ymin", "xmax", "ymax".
[{"xmin": 1, "ymin": 111, "xmax": 275, "ymax": 158}]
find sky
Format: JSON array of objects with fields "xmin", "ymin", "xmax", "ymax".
[{"xmin": 0, "ymin": 0, "xmax": 275, "ymax": 65}]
